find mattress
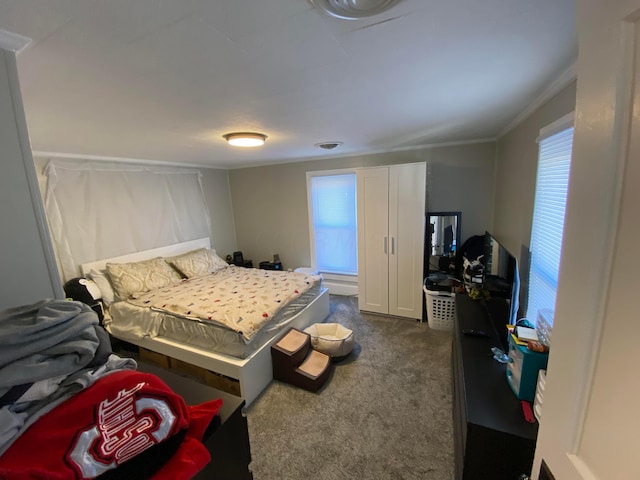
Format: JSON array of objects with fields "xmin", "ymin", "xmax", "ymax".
[
  {"xmin": 106, "ymin": 268, "xmax": 323, "ymax": 359},
  {"xmin": 157, "ymin": 284, "xmax": 321, "ymax": 358}
]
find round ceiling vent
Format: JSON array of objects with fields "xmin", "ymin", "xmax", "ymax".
[
  {"xmin": 315, "ymin": 141, "xmax": 344, "ymax": 150},
  {"xmin": 310, "ymin": 0, "xmax": 402, "ymax": 20}
]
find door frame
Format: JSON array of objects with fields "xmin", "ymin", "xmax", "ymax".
[{"xmin": 532, "ymin": 3, "xmax": 640, "ymax": 478}]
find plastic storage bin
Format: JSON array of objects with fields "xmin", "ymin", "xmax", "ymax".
[
  {"xmin": 533, "ymin": 369, "xmax": 546, "ymax": 422},
  {"xmin": 424, "ymin": 287, "xmax": 456, "ymax": 331}
]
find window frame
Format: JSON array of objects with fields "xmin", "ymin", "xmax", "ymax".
[{"xmin": 526, "ymin": 112, "xmax": 575, "ymax": 328}]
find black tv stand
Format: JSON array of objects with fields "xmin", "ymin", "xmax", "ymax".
[{"xmin": 452, "ymin": 294, "xmax": 538, "ymax": 479}]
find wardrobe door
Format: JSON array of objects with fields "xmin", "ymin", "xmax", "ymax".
[
  {"xmin": 388, "ymin": 163, "xmax": 426, "ymax": 319},
  {"xmin": 357, "ymin": 167, "xmax": 389, "ymax": 315}
]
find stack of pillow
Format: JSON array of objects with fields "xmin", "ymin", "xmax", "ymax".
[{"xmin": 86, "ymin": 248, "xmax": 229, "ymax": 306}]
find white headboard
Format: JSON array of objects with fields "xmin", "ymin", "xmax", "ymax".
[{"xmin": 81, "ymin": 237, "xmax": 211, "ymax": 275}]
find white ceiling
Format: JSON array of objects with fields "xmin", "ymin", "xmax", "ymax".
[{"xmin": 0, "ymin": 0, "xmax": 576, "ymax": 168}]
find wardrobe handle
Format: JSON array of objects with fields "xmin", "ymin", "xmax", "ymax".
[
  {"xmin": 391, "ymin": 237, "xmax": 395, "ymax": 255},
  {"xmin": 384, "ymin": 236, "xmax": 388, "ymax": 254}
]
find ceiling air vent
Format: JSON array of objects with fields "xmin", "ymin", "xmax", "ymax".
[
  {"xmin": 315, "ymin": 142, "xmax": 344, "ymax": 150},
  {"xmin": 309, "ymin": 0, "xmax": 402, "ymax": 20}
]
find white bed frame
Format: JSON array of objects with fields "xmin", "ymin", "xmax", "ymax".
[{"xmin": 81, "ymin": 238, "xmax": 330, "ymax": 406}]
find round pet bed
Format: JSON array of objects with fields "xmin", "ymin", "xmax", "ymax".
[{"xmin": 304, "ymin": 323, "xmax": 354, "ymax": 358}]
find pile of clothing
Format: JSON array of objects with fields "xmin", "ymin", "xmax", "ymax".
[{"xmin": 0, "ymin": 299, "xmax": 221, "ymax": 479}]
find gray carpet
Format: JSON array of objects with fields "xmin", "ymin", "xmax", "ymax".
[{"xmin": 245, "ymin": 295, "xmax": 454, "ymax": 480}]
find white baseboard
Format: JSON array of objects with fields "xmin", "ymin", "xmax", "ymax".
[
  {"xmin": 319, "ymin": 273, "xmax": 358, "ymax": 296},
  {"xmin": 323, "ymin": 280, "xmax": 358, "ymax": 296}
]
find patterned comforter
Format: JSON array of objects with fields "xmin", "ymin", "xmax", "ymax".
[{"xmin": 128, "ymin": 266, "xmax": 322, "ymax": 342}]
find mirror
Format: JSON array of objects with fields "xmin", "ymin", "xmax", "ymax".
[{"xmin": 427, "ymin": 211, "xmax": 461, "ymax": 275}]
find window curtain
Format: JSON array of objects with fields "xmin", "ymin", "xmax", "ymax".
[{"xmin": 44, "ymin": 159, "xmax": 212, "ymax": 281}]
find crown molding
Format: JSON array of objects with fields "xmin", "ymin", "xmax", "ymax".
[
  {"xmin": 227, "ymin": 137, "xmax": 497, "ymax": 169},
  {"xmin": 35, "ymin": 137, "xmax": 497, "ymax": 172},
  {"xmin": 0, "ymin": 29, "xmax": 31, "ymax": 53},
  {"xmin": 31, "ymin": 151, "xmax": 226, "ymax": 170},
  {"xmin": 498, "ymin": 61, "xmax": 577, "ymax": 139}
]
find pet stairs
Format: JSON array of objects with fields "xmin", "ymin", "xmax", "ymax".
[{"xmin": 271, "ymin": 328, "xmax": 333, "ymax": 393}]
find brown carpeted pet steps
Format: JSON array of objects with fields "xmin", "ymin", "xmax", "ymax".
[{"xmin": 271, "ymin": 328, "xmax": 333, "ymax": 393}]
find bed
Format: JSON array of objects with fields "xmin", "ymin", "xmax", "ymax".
[{"xmin": 81, "ymin": 238, "xmax": 330, "ymax": 406}]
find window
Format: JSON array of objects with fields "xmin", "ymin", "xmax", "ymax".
[
  {"xmin": 307, "ymin": 171, "xmax": 357, "ymax": 275},
  {"xmin": 526, "ymin": 113, "xmax": 574, "ymax": 327}
]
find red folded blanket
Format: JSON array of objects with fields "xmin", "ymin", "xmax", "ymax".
[{"xmin": 0, "ymin": 370, "xmax": 222, "ymax": 479}]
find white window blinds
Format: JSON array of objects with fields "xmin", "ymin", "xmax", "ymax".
[
  {"xmin": 308, "ymin": 173, "xmax": 357, "ymax": 274},
  {"xmin": 526, "ymin": 122, "xmax": 574, "ymax": 327}
]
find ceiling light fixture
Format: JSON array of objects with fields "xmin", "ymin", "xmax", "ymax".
[
  {"xmin": 315, "ymin": 141, "xmax": 344, "ymax": 150},
  {"xmin": 309, "ymin": 0, "xmax": 402, "ymax": 20},
  {"xmin": 223, "ymin": 132, "xmax": 267, "ymax": 147}
]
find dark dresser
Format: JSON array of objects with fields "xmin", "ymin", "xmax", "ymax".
[
  {"xmin": 137, "ymin": 362, "xmax": 253, "ymax": 480},
  {"xmin": 452, "ymin": 294, "xmax": 538, "ymax": 479}
]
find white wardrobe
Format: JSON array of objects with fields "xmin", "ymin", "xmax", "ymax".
[{"xmin": 357, "ymin": 162, "xmax": 426, "ymax": 320}]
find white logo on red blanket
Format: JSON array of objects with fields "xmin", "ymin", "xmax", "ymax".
[{"xmin": 67, "ymin": 382, "xmax": 177, "ymax": 478}]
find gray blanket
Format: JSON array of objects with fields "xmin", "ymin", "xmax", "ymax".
[
  {"xmin": 0, "ymin": 299, "xmax": 99, "ymax": 388},
  {"xmin": 0, "ymin": 299, "xmax": 137, "ymax": 455}
]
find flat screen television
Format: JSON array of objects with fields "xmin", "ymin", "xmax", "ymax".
[{"xmin": 483, "ymin": 232, "xmax": 520, "ymax": 351}]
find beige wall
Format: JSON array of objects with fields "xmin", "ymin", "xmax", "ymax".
[
  {"xmin": 428, "ymin": 142, "xmax": 496, "ymax": 243},
  {"xmin": 228, "ymin": 142, "xmax": 496, "ymax": 270},
  {"xmin": 493, "ymin": 81, "xmax": 577, "ymax": 260}
]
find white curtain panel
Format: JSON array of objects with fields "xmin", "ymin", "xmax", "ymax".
[{"xmin": 44, "ymin": 159, "xmax": 212, "ymax": 281}]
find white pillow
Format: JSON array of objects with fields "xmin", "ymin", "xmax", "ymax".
[
  {"xmin": 87, "ymin": 269, "xmax": 115, "ymax": 306},
  {"xmin": 167, "ymin": 248, "xmax": 229, "ymax": 279},
  {"xmin": 167, "ymin": 248, "xmax": 212, "ymax": 278},
  {"xmin": 106, "ymin": 257, "xmax": 183, "ymax": 300},
  {"xmin": 210, "ymin": 249, "xmax": 230, "ymax": 272}
]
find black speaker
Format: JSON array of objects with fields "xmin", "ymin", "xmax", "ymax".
[
  {"xmin": 232, "ymin": 251, "xmax": 253, "ymax": 268},
  {"xmin": 233, "ymin": 251, "xmax": 244, "ymax": 266}
]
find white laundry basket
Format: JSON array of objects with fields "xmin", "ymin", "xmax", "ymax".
[{"xmin": 424, "ymin": 287, "xmax": 456, "ymax": 331}]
